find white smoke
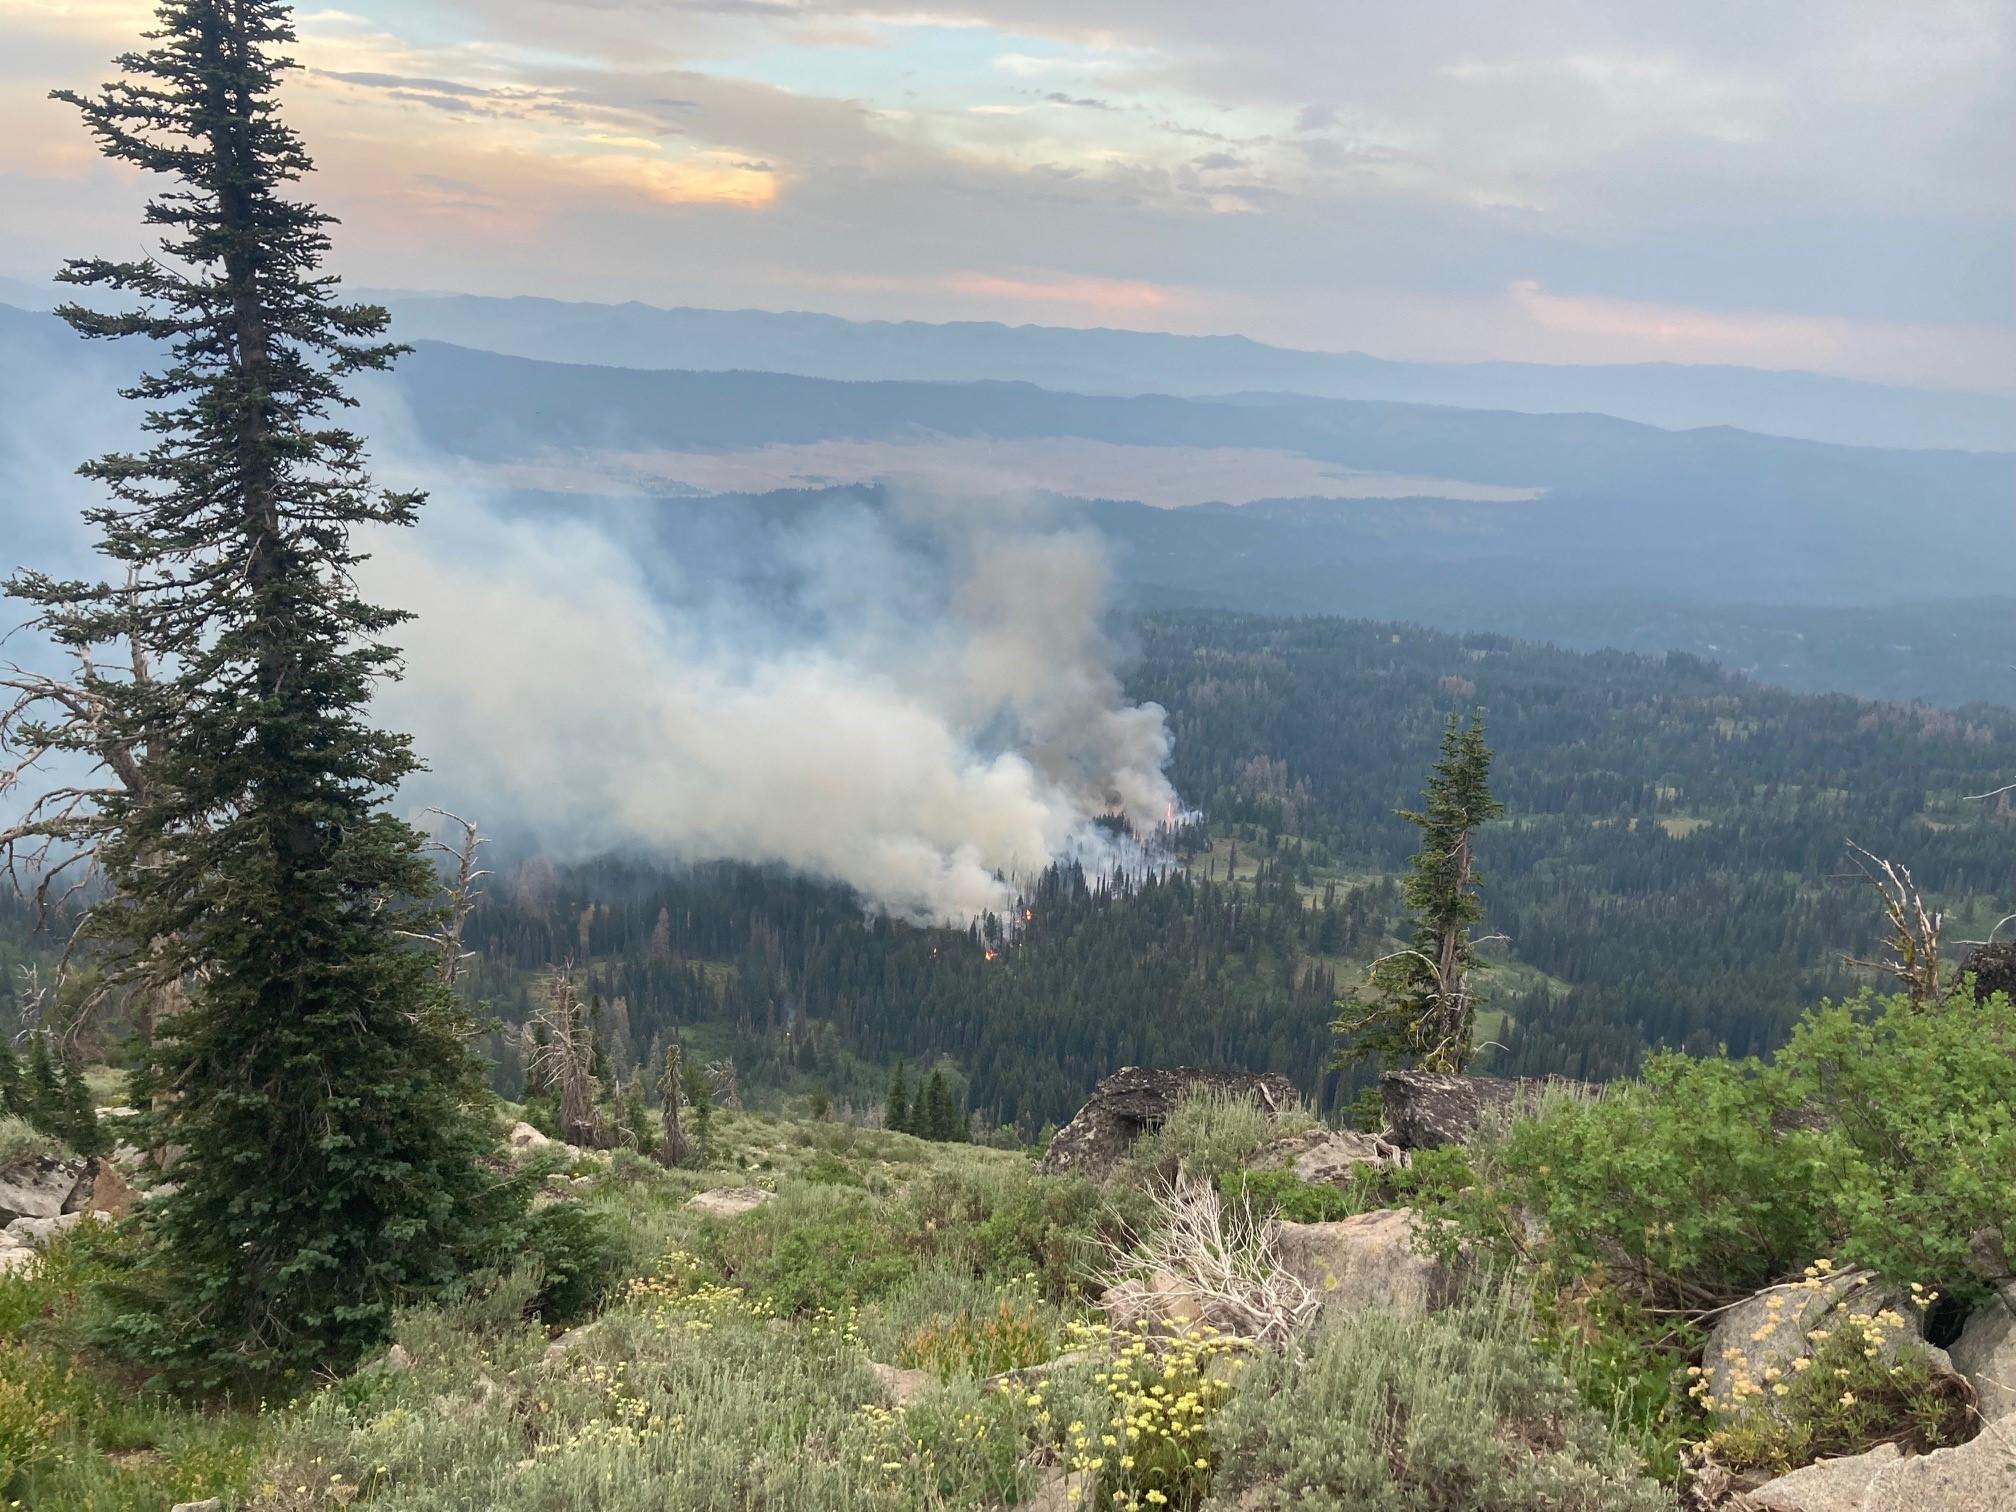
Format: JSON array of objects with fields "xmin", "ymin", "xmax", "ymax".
[{"xmin": 361, "ymin": 469, "xmax": 1179, "ymax": 922}]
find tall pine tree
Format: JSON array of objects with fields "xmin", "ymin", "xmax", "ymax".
[
  {"xmin": 15, "ymin": 0, "xmax": 510, "ymax": 1386},
  {"xmin": 1334, "ymin": 712, "xmax": 1503, "ymax": 1073}
]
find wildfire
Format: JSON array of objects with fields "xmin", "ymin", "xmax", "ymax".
[{"xmin": 983, "ymin": 947, "xmax": 999, "ymax": 962}]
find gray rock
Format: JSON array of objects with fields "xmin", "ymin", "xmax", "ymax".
[
  {"xmin": 1257, "ymin": 1127, "xmax": 1408, "ymax": 1188},
  {"xmin": 1703, "ymin": 1269, "xmax": 1943, "ymax": 1418},
  {"xmin": 1747, "ymin": 1443, "xmax": 1900, "ymax": 1511},
  {"xmin": 685, "ymin": 1185, "xmax": 772, "ymax": 1218},
  {"xmin": 1039, "ymin": 1066, "xmax": 1299, "ymax": 1178},
  {"xmin": 0, "ymin": 1248, "xmax": 38, "ymax": 1277},
  {"xmin": 1379, "ymin": 1070, "xmax": 1593, "ymax": 1150},
  {"xmin": 170, "ymin": 1500, "xmax": 224, "ymax": 1512},
  {"xmin": 1862, "ymin": 1417, "xmax": 2016, "ymax": 1511},
  {"xmin": 506, "ymin": 1120, "xmax": 552, "ymax": 1153},
  {"xmin": 3, "ymin": 1210, "xmax": 89, "ymax": 1249},
  {"xmin": 0, "ymin": 1157, "xmax": 85, "ymax": 1224},
  {"xmin": 1098, "ymin": 1270, "xmax": 1214, "ymax": 1334},
  {"xmin": 1267, "ymin": 1208, "xmax": 1457, "ymax": 1318},
  {"xmin": 1952, "ymin": 1286, "xmax": 2016, "ymax": 1421},
  {"xmin": 867, "ymin": 1360, "xmax": 933, "ymax": 1408}
]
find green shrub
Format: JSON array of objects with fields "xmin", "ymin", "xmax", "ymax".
[
  {"xmin": 521, "ymin": 1200, "xmax": 625, "ymax": 1324},
  {"xmin": 1464, "ymin": 1050, "xmax": 1826, "ymax": 1310},
  {"xmin": 1774, "ymin": 989, "xmax": 2016, "ymax": 1302},
  {"xmin": 1131, "ymin": 1089, "xmax": 1316, "ymax": 1185},
  {"xmin": 800, "ymin": 1152, "xmax": 867, "ymax": 1188},
  {"xmin": 1217, "ymin": 1168, "xmax": 1357, "ymax": 1224},
  {"xmin": 693, "ymin": 1186, "xmax": 916, "ymax": 1315},
  {"xmin": 1464, "ymin": 990, "xmax": 2016, "ymax": 1314},
  {"xmin": 1204, "ymin": 1291, "xmax": 1673, "ymax": 1511},
  {"xmin": 907, "ymin": 1163, "xmax": 1129, "ymax": 1301}
]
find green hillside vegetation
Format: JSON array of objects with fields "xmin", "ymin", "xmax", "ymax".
[{"xmin": 10, "ymin": 977, "xmax": 2009, "ymax": 1507}]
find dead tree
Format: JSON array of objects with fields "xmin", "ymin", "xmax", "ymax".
[
  {"xmin": 415, "ymin": 808, "xmax": 487, "ymax": 990},
  {"xmin": 708, "ymin": 1058, "xmax": 742, "ymax": 1110},
  {"xmin": 0, "ymin": 613, "xmax": 183, "ymax": 1049},
  {"xmin": 1843, "ymin": 841, "xmax": 1944, "ymax": 1005},
  {"xmin": 657, "ymin": 1042, "xmax": 689, "ymax": 1168},
  {"xmin": 529, "ymin": 968, "xmax": 601, "ymax": 1146}
]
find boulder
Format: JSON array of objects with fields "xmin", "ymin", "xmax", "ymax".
[
  {"xmin": 1266, "ymin": 1208, "xmax": 1457, "ymax": 1318},
  {"xmin": 685, "ymin": 1185, "xmax": 772, "ymax": 1218},
  {"xmin": 1747, "ymin": 1444, "xmax": 1901, "ymax": 1512},
  {"xmin": 170, "ymin": 1501, "xmax": 224, "ymax": 1512},
  {"xmin": 1257, "ymin": 1126, "xmax": 1408, "ymax": 1188},
  {"xmin": 1958, "ymin": 940, "xmax": 2016, "ymax": 1003},
  {"xmin": 1702, "ymin": 1269, "xmax": 1947, "ymax": 1416},
  {"xmin": 866, "ymin": 1360, "xmax": 934, "ymax": 1408},
  {"xmin": 1039, "ymin": 1067, "xmax": 1299, "ymax": 1178},
  {"xmin": 1861, "ymin": 1418, "xmax": 2016, "ymax": 1511},
  {"xmin": 0, "ymin": 1248, "xmax": 37, "ymax": 1277},
  {"xmin": 4, "ymin": 1210, "xmax": 98, "ymax": 1249},
  {"xmin": 1098, "ymin": 1270, "xmax": 1214, "ymax": 1334},
  {"xmin": 63, "ymin": 1158, "xmax": 136, "ymax": 1219},
  {"xmin": 506, "ymin": 1121, "xmax": 553, "ymax": 1153},
  {"xmin": 1951, "ymin": 1286, "xmax": 2016, "ymax": 1421},
  {"xmin": 0, "ymin": 1157, "xmax": 85, "ymax": 1225},
  {"xmin": 1379, "ymin": 1070, "xmax": 1593, "ymax": 1150}
]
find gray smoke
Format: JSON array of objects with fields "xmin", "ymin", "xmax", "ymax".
[{"xmin": 361, "ymin": 466, "xmax": 1179, "ymax": 922}]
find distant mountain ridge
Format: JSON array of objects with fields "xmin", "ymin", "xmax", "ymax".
[{"xmin": 365, "ymin": 289, "xmax": 2016, "ymax": 453}]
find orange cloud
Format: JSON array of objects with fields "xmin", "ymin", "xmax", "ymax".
[
  {"xmin": 944, "ymin": 271, "xmax": 1170, "ymax": 312},
  {"xmin": 566, "ymin": 152, "xmax": 780, "ymax": 210}
]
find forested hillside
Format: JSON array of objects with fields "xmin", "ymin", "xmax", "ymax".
[{"xmin": 426, "ymin": 611, "xmax": 2014, "ymax": 1131}]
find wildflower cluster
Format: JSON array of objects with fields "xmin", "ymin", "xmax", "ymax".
[
  {"xmin": 1691, "ymin": 1261, "xmax": 1972, "ymax": 1476},
  {"xmin": 1052, "ymin": 1317, "xmax": 1243, "ymax": 1511},
  {"xmin": 625, "ymin": 1249, "xmax": 772, "ymax": 1332},
  {"xmin": 531, "ymin": 1359, "xmax": 681, "ymax": 1460}
]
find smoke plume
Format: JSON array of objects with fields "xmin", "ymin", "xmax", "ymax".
[{"xmin": 362, "ymin": 472, "xmax": 1179, "ymax": 921}]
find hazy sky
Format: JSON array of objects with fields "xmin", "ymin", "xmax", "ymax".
[{"xmin": 2, "ymin": 1, "xmax": 2011, "ymax": 389}]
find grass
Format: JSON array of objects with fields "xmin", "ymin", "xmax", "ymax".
[{"xmin": 0, "ymin": 1116, "xmax": 60, "ymax": 1169}]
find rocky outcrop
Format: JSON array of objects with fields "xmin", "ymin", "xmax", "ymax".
[
  {"xmin": 1379, "ymin": 1070, "xmax": 1593, "ymax": 1150},
  {"xmin": 0, "ymin": 1157, "xmax": 86, "ymax": 1225},
  {"xmin": 1039, "ymin": 1067, "xmax": 1299, "ymax": 1177},
  {"xmin": 1747, "ymin": 1444, "xmax": 1901, "ymax": 1511},
  {"xmin": 1951, "ymin": 1285, "xmax": 2016, "ymax": 1420},
  {"xmin": 1266, "ymin": 1208, "xmax": 1458, "ymax": 1318},
  {"xmin": 1958, "ymin": 940, "xmax": 2016, "ymax": 1003},
  {"xmin": 685, "ymin": 1185, "xmax": 772, "ymax": 1218},
  {"xmin": 507, "ymin": 1121, "xmax": 553, "ymax": 1153},
  {"xmin": 866, "ymin": 1360, "xmax": 933, "ymax": 1408},
  {"xmin": 1745, "ymin": 1423, "xmax": 2016, "ymax": 1512},
  {"xmin": 1256, "ymin": 1127, "xmax": 1408, "ymax": 1187},
  {"xmin": 1702, "ymin": 1269, "xmax": 1951, "ymax": 1417},
  {"xmin": 64, "ymin": 1158, "xmax": 136, "ymax": 1219}
]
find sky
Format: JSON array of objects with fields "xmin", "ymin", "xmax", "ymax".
[{"xmin": 1, "ymin": 0, "xmax": 2011, "ymax": 391}]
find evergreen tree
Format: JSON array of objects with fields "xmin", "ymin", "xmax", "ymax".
[
  {"xmin": 60, "ymin": 1051, "xmax": 106, "ymax": 1157},
  {"xmin": 884, "ymin": 1061, "xmax": 912, "ymax": 1134},
  {"xmin": 19, "ymin": 0, "xmax": 509, "ymax": 1385},
  {"xmin": 679, "ymin": 1053, "xmax": 714, "ymax": 1149},
  {"xmin": 0, "ymin": 1042, "xmax": 20, "ymax": 1118},
  {"xmin": 922, "ymin": 1069, "xmax": 953, "ymax": 1141},
  {"xmin": 1334, "ymin": 712, "xmax": 1503, "ymax": 1073},
  {"xmin": 25, "ymin": 1036, "xmax": 61, "ymax": 1132}
]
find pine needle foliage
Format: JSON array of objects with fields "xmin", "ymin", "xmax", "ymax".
[
  {"xmin": 1335, "ymin": 711, "xmax": 1503, "ymax": 1073},
  {"xmin": 15, "ymin": 0, "xmax": 514, "ymax": 1390}
]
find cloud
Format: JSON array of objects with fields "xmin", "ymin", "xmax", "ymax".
[
  {"xmin": 2, "ymin": 0, "xmax": 2008, "ymax": 388},
  {"xmin": 942, "ymin": 271, "xmax": 1172, "ymax": 312}
]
